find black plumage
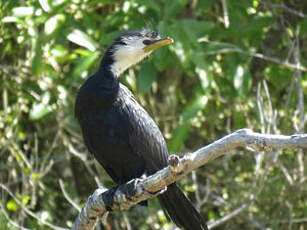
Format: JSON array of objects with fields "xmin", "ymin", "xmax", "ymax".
[{"xmin": 75, "ymin": 29, "xmax": 207, "ymax": 230}]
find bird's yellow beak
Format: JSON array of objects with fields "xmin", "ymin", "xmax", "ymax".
[{"xmin": 143, "ymin": 37, "xmax": 174, "ymax": 53}]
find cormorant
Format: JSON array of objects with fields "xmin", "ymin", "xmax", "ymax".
[{"xmin": 75, "ymin": 28, "xmax": 207, "ymax": 230}]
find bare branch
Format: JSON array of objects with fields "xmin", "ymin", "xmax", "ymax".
[
  {"xmin": 198, "ymin": 40, "xmax": 307, "ymax": 72},
  {"xmin": 221, "ymin": 0, "xmax": 229, "ymax": 28},
  {"xmin": 258, "ymin": 0, "xmax": 307, "ymax": 18},
  {"xmin": 59, "ymin": 179, "xmax": 81, "ymax": 212},
  {"xmin": 293, "ymin": 28, "xmax": 305, "ymax": 181},
  {"xmin": 277, "ymin": 163, "xmax": 294, "ymax": 185},
  {"xmin": 281, "ymin": 218, "xmax": 307, "ymax": 224},
  {"xmin": 208, "ymin": 195, "xmax": 254, "ymax": 229},
  {"xmin": 72, "ymin": 129, "xmax": 307, "ymax": 230}
]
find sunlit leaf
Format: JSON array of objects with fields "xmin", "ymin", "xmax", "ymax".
[
  {"xmin": 7, "ymin": 200, "xmax": 18, "ymax": 211},
  {"xmin": 29, "ymin": 93, "xmax": 51, "ymax": 120},
  {"xmin": 67, "ymin": 29, "xmax": 98, "ymax": 52},
  {"xmin": 12, "ymin": 7, "xmax": 34, "ymax": 16},
  {"xmin": 45, "ymin": 14, "xmax": 65, "ymax": 35},
  {"xmin": 2, "ymin": 16, "xmax": 19, "ymax": 23},
  {"xmin": 39, "ymin": 0, "xmax": 51, "ymax": 12},
  {"xmin": 208, "ymin": 210, "xmax": 217, "ymax": 220},
  {"xmin": 234, "ymin": 65, "xmax": 244, "ymax": 90},
  {"xmin": 196, "ymin": 67, "xmax": 210, "ymax": 91},
  {"xmin": 22, "ymin": 195, "xmax": 31, "ymax": 206}
]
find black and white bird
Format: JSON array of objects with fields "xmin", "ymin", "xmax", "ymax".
[{"xmin": 75, "ymin": 28, "xmax": 207, "ymax": 230}]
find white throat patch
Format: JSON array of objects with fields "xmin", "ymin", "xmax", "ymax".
[{"xmin": 110, "ymin": 41, "xmax": 152, "ymax": 76}]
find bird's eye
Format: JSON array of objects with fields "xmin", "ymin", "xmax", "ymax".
[
  {"xmin": 151, "ymin": 31, "xmax": 158, "ymax": 38},
  {"xmin": 143, "ymin": 40, "xmax": 152, "ymax": 45},
  {"xmin": 146, "ymin": 31, "xmax": 158, "ymax": 38}
]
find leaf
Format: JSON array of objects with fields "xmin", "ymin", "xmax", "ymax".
[
  {"xmin": 164, "ymin": 0, "xmax": 188, "ymax": 20},
  {"xmin": 192, "ymin": 53, "xmax": 212, "ymax": 91},
  {"xmin": 182, "ymin": 95, "xmax": 208, "ymax": 121},
  {"xmin": 196, "ymin": 0, "xmax": 214, "ymax": 11},
  {"xmin": 72, "ymin": 51, "xmax": 100, "ymax": 77},
  {"xmin": 264, "ymin": 64, "xmax": 292, "ymax": 90},
  {"xmin": 51, "ymin": 44, "xmax": 67, "ymax": 57},
  {"xmin": 167, "ymin": 123, "xmax": 190, "ymax": 153},
  {"xmin": 153, "ymin": 21, "xmax": 172, "ymax": 71},
  {"xmin": 234, "ymin": 65, "xmax": 244, "ymax": 90},
  {"xmin": 38, "ymin": 0, "xmax": 51, "ymax": 12},
  {"xmin": 12, "ymin": 7, "xmax": 34, "ymax": 16},
  {"xmin": 7, "ymin": 200, "xmax": 18, "ymax": 211},
  {"xmin": 29, "ymin": 92, "xmax": 51, "ymax": 120},
  {"xmin": 233, "ymin": 65, "xmax": 251, "ymax": 96},
  {"xmin": 135, "ymin": 0, "xmax": 162, "ymax": 16},
  {"xmin": 137, "ymin": 62, "xmax": 157, "ymax": 93},
  {"xmin": 2, "ymin": 16, "xmax": 19, "ymax": 23},
  {"xmin": 30, "ymin": 103, "xmax": 48, "ymax": 120},
  {"xmin": 208, "ymin": 210, "xmax": 217, "ymax": 220},
  {"xmin": 32, "ymin": 39, "xmax": 43, "ymax": 77},
  {"xmin": 196, "ymin": 67, "xmax": 211, "ymax": 91},
  {"xmin": 233, "ymin": 111, "xmax": 246, "ymax": 129},
  {"xmin": 67, "ymin": 29, "xmax": 98, "ymax": 52},
  {"xmin": 44, "ymin": 14, "xmax": 65, "ymax": 35},
  {"xmin": 181, "ymin": 19, "xmax": 214, "ymax": 38},
  {"xmin": 22, "ymin": 195, "xmax": 31, "ymax": 206}
]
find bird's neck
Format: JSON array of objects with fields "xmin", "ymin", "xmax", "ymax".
[
  {"xmin": 99, "ymin": 49, "xmax": 119, "ymax": 77},
  {"xmin": 97, "ymin": 60, "xmax": 120, "ymax": 95},
  {"xmin": 100, "ymin": 45, "xmax": 150, "ymax": 76},
  {"xmin": 81, "ymin": 52, "xmax": 120, "ymax": 109}
]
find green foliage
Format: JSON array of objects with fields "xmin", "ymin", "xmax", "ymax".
[
  {"xmin": 0, "ymin": 0, "xmax": 306, "ymax": 229},
  {"xmin": 137, "ymin": 62, "xmax": 157, "ymax": 93}
]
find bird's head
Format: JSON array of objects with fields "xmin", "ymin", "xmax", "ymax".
[{"xmin": 105, "ymin": 28, "xmax": 173, "ymax": 76}]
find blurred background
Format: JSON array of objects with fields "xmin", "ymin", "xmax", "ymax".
[{"xmin": 0, "ymin": 0, "xmax": 306, "ymax": 229}]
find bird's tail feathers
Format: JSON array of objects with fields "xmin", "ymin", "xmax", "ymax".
[{"xmin": 158, "ymin": 183, "xmax": 208, "ymax": 230}]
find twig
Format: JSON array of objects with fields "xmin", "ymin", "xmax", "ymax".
[
  {"xmin": 279, "ymin": 218, "xmax": 307, "ymax": 223},
  {"xmin": 277, "ymin": 163, "xmax": 294, "ymax": 185},
  {"xmin": 59, "ymin": 179, "xmax": 81, "ymax": 212},
  {"xmin": 72, "ymin": 129, "xmax": 307, "ymax": 230},
  {"xmin": 209, "ymin": 172, "xmax": 266, "ymax": 230},
  {"xmin": 192, "ymin": 171, "xmax": 209, "ymax": 211},
  {"xmin": 67, "ymin": 140, "xmax": 88, "ymax": 162},
  {"xmin": 294, "ymin": 29, "xmax": 305, "ymax": 133},
  {"xmin": 262, "ymin": 80, "xmax": 273, "ymax": 133},
  {"xmin": 192, "ymin": 171, "xmax": 202, "ymax": 211},
  {"xmin": 255, "ymin": 83, "xmax": 265, "ymax": 175},
  {"xmin": 123, "ymin": 213, "xmax": 132, "ymax": 230},
  {"xmin": 221, "ymin": 0, "xmax": 229, "ymax": 28},
  {"xmin": 0, "ymin": 183, "xmax": 69, "ymax": 230},
  {"xmin": 294, "ymin": 28, "xmax": 305, "ymax": 182},
  {"xmin": 208, "ymin": 195, "xmax": 255, "ymax": 229},
  {"xmin": 198, "ymin": 40, "xmax": 307, "ymax": 72},
  {"xmin": 0, "ymin": 202, "xmax": 31, "ymax": 230},
  {"xmin": 258, "ymin": 0, "xmax": 307, "ymax": 18},
  {"xmin": 246, "ymin": 218, "xmax": 266, "ymax": 230}
]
